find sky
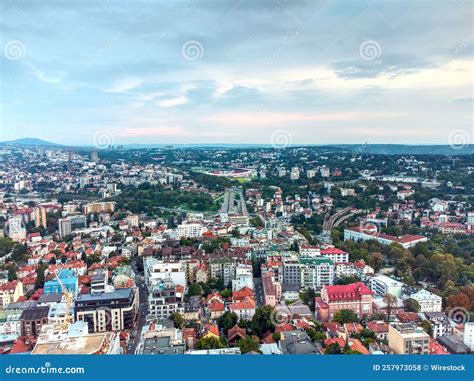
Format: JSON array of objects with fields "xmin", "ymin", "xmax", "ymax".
[{"xmin": 0, "ymin": 0, "xmax": 473, "ymax": 147}]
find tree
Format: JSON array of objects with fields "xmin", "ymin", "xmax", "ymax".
[
  {"xmin": 217, "ymin": 311, "xmax": 238, "ymax": 334},
  {"xmin": 187, "ymin": 283, "xmax": 202, "ymax": 297},
  {"xmin": 420, "ymin": 320, "xmax": 433, "ymax": 336},
  {"xmin": 0, "ymin": 237, "xmax": 14, "ymax": 257},
  {"xmin": 333, "ymin": 309, "xmax": 358, "ymax": 324},
  {"xmin": 325, "ymin": 342, "xmax": 342, "ymax": 354},
  {"xmin": 220, "ymin": 288, "xmax": 232, "ymax": 298},
  {"xmin": 195, "ymin": 336, "xmax": 224, "ymax": 350},
  {"xmin": 34, "ymin": 264, "xmax": 47, "ymax": 290},
  {"xmin": 251, "ymin": 305, "xmax": 275, "ymax": 338},
  {"xmin": 237, "ymin": 336, "xmax": 261, "ymax": 354},
  {"xmin": 272, "ymin": 332, "xmax": 281, "ymax": 342},
  {"xmin": 300, "ymin": 288, "xmax": 316, "ymax": 311},
  {"xmin": 403, "ymin": 298, "xmax": 421, "ymax": 313},
  {"xmin": 169, "ymin": 312, "xmax": 184, "ymax": 329},
  {"xmin": 383, "ymin": 293, "xmax": 398, "ymax": 322}
]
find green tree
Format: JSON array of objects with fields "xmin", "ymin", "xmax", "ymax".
[
  {"xmin": 237, "ymin": 336, "xmax": 261, "ymax": 354},
  {"xmin": 187, "ymin": 283, "xmax": 202, "ymax": 297},
  {"xmin": 169, "ymin": 312, "xmax": 184, "ymax": 329},
  {"xmin": 333, "ymin": 309, "xmax": 358, "ymax": 324},
  {"xmin": 195, "ymin": 336, "xmax": 224, "ymax": 350},
  {"xmin": 217, "ymin": 311, "xmax": 238, "ymax": 334},
  {"xmin": 251, "ymin": 305, "xmax": 275, "ymax": 338},
  {"xmin": 403, "ymin": 298, "xmax": 421, "ymax": 313},
  {"xmin": 420, "ymin": 320, "xmax": 433, "ymax": 336},
  {"xmin": 325, "ymin": 342, "xmax": 342, "ymax": 354}
]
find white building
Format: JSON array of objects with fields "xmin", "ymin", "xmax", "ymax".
[
  {"xmin": 370, "ymin": 275, "xmax": 404, "ymax": 298},
  {"xmin": 344, "ymin": 227, "xmax": 427, "ymax": 249},
  {"xmin": 300, "ymin": 258, "xmax": 334, "ymax": 290},
  {"xmin": 176, "ymin": 223, "xmax": 204, "ymax": 238},
  {"xmin": 144, "ymin": 258, "xmax": 187, "ymax": 288},
  {"xmin": 464, "ymin": 323, "xmax": 474, "ymax": 351},
  {"xmin": 232, "ymin": 264, "xmax": 254, "ymax": 292},
  {"xmin": 8, "ymin": 216, "xmax": 26, "ymax": 241},
  {"xmin": 408, "ymin": 289, "xmax": 442, "ymax": 313}
]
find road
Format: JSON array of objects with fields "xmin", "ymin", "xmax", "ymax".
[
  {"xmin": 253, "ymin": 277, "xmax": 264, "ymax": 307},
  {"xmin": 128, "ymin": 257, "xmax": 148, "ymax": 354}
]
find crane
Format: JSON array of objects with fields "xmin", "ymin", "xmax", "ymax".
[{"xmin": 54, "ymin": 270, "xmax": 72, "ymax": 331}]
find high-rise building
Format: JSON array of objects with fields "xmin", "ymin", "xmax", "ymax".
[
  {"xmin": 59, "ymin": 217, "xmax": 72, "ymax": 238},
  {"xmin": 34, "ymin": 206, "xmax": 47, "ymax": 228},
  {"xmin": 8, "ymin": 216, "xmax": 26, "ymax": 241}
]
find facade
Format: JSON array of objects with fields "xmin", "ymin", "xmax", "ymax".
[
  {"xmin": 315, "ymin": 282, "xmax": 373, "ymax": 322},
  {"xmin": 0, "ymin": 280, "xmax": 24, "ymax": 308},
  {"xmin": 370, "ymin": 275, "xmax": 404, "ymax": 298},
  {"xmin": 44, "ymin": 269, "xmax": 78, "ymax": 298},
  {"xmin": 209, "ymin": 258, "xmax": 237, "ymax": 286},
  {"xmin": 75, "ymin": 288, "xmax": 139, "ymax": 333},
  {"xmin": 463, "ymin": 322, "xmax": 474, "ymax": 351},
  {"xmin": 262, "ymin": 271, "xmax": 281, "ymax": 307},
  {"xmin": 144, "ymin": 258, "xmax": 187, "ymax": 289},
  {"xmin": 388, "ymin": 323, "xmax": 430, "ymax": 354},
  {"xmin": 344, "ymin": 227, "xmax": 427, "ymax": 249},
  {"xmin": 148, "ymin": 279, "xmax": 184, "ymax": 320},
  {"xmin": 283, "ymin": 257, "xmax": 301, "ymax": 288},
  {"xmin": 409, "ymin": 289, "xmax": 442, "ymax": 313},
  {"xmin": 58, "ymin": 217, "xmax": 72, "ymax": 238},
  {"xmin": 424, "ymin": 312, "xmax": 453, "ymax": 339},
  {"xmin": 20, "ymin": 306, "xmax": 50, "ymax": 337},
  {"xmin": 82, "ymin": 202, "xmax": 116, "ymax": 214},
  {"xmin": 232, "ymin": 263, "xmax": 254, "ymax": 292},
  {"xmin": 300, "ymin": 257, "xmax": 334, "ymax": 290},
  {"xmin": 176, "ymin": 223, "xmax": 204, "ymax": 238}
]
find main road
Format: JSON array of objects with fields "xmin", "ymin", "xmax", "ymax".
[{"xmin": 129, "ymin": 257, "xmax": 148, "ymax": 354}]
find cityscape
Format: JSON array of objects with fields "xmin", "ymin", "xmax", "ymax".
[
  {"xmin": 0, "ymin": 0, "xmax": 472, "ymax": 372},
  {"xmin": 0, "ymin": 141, "xmax": 472, "ymax": 356}
]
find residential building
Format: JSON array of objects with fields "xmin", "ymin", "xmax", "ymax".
[
  {"xmin": 176, "ymin": 223, "xmax": 204, "ymax": 238},
  {"xmin": 315, "ymin": 282, "xmax": 373, "ymax": 322},
  {"xmin": 0, "ymin": 281, "xmax": 24, "ymax": 308},
  {"xmin": 75, "ymin": 288, "xmax": 139, "ymax": 333},
  {"xmin": 300, "ymin": 257, "xmax": 334, "ymax": 290},
  {"xmin": 148, "ymin": 278, "xmax": 184, "ymax": 320},
  {"xmin": 344, "ymin": 227, "xmax": 427, "ymax": 249},
  {"xmin": 20, "ymin": 306, "xmax": 50, "ymax": 337},
  {"xmin": 408, "ymin": 289, "xmax": 442, "ymax": 312},
  {"xmin": 370, "ymin": 275, "xmax": 404, "ymax": 298},
  {"xmin": 388, "ymin": 323, "xmax": 430, "ymax": 354}
]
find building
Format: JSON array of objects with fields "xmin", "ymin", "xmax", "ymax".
[
  {"xmin": 424, "ymin": 312, "xmax": 453, "ymax": 339},
  {"xmin": 0, "ymin": 309, "xmax": 22, "ymax": 336},
  {"xmin": 290, "ymin": 167, "xmax": 300, "ymax": 180},
  {"xmin": 370, "ymin": 275, "xmax": 404, "ymax": 298},
  {"xmin": 315, "ymin": 282, "xmax": 373, "ymax": 322},
  {"xmin": 366, "ymin": 321, "xmax": 389, "ymax": 341},
  {"xmin": 0, "ymin": 280, "xmax": 24, "ymax": 308},
  {"xmin": 408, "ymin": 289, "xmax": 442, "ymax": 313},
  {"xmin": 82, "ymin": 202, "xmax": 116, "ymax": 214},
  {"xmin": 388, "ymin": 323, "xmax": 430, "ymax": 354},
  {"xmin": 262, "ymin": 271, "xmax": 281, "ymax": 307},
  {"xmin": 232, "ymin": 263, "xmax": 254, "ymax": 292},
  {"xmin": 209, "ymin": 258, "xmax": 237, "ymax": 287},
  {"xmin": 34, "ymin": 206, "xmax": 47, "ymax": 228},
  {"xmin": 463, "ymin": 322, "xmax": 474, "ymax": 351},
  {"xmin": 90, "ymin": 269, "xmax": 109, "ymax": 294},
  {"xmin": 300, "ymin": 257, "xmax": 334, "ymax": 290},
  {"xmin": 8, "ymin": 215, "xmax": 26, "ymax": 241},
  {"xmin": 44, "ymin": 269, "xmax": 78, "ymax": 298},
  {"xmin": 344, "ymin": 227, "xmax": 427, "ymax": 249},
  {"xmin": 176, "ymin": 223, "xmax": 204, "ymax": 238},
  {"xmin": 32, "ymin": 321, "xmax": 121, "ymax": 354},
  {"xmin": 75, "ymin": 288, "xmax": 139, "ymax": 333},
  {"xmin": 58, "ymin": 217, "xmax": 72, "ymax": 238},
  {"xmin": 320, "ymin": 247, "xmax": 349, "ymax": 263},
  {"xmin": 283, "ymin": 257, "xmax": 301, "ymax": 288},
  {"xmin": 278, "ymin": 329, "xmax": 319, "ymax": 354},
  {"xmin": 148, "ymin": 278, "xmax": 184, "ymax": 320},
  {"xmin": 144, "ymin": 258, "xmax": 186, "ymax": 289},
  {"xmin": 229, "ymin": 287, "xmax": 256, "ymax": 320},
  {"xmin": 20, "ymin": 306, "xmax": 50, "ymax": 337}
]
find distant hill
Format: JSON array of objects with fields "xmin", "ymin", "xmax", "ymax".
[{"xmin": 0, "ymin": 138, "xmax": 62, "ymax": 147}]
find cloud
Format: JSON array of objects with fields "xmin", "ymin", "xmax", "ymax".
[
  {"xmin": 158, "ymin": 95, "xmax": 188, "ymax": 107},
  {"xmin": 106, "ymin": 78, "xmax": 144, "ymax": 93}
]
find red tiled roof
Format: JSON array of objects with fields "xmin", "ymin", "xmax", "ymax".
[{"xmin": 324, "ymin": 282, "xmax": 372, "ymax": 302}]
